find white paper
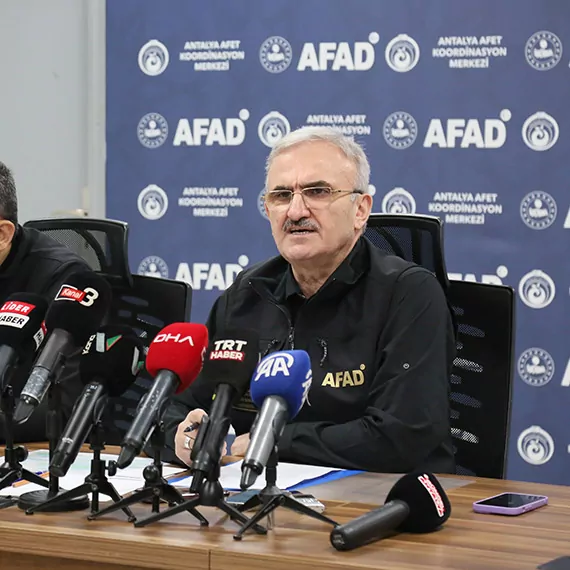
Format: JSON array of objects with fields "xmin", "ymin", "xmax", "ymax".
[
  {"xmin": 0, "ymin": 450, "xmax": 186, "ymax": 501},
  {"xmin": 172, "ymin": 460, "xmax": 341, "ymax": 491}
]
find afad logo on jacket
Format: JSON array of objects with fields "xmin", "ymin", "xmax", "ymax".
[{"xmin": 322, "ymin": 365, "xmax": 366, "ymax": 388}]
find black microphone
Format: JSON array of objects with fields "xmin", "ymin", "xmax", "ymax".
[
  {"xmin": 0, "ymin": 293, "xmax": 48, "ymax": 393},
  {"xmin": 14, "ymin": 271, "xmax": 112, "ymax": 424},
  {"xmin": 189, "ymin": 330, "xmax": 259, "ymax": 493},
  {"xmin": 115, "ymin": 322, "xmax": 209, "ymax": 469},
  {"xmin": 49, "ymin": 325, "xmax": 144, "ymax": 478},
  {"xmin": 330, "ymin": 472, "xmax": 451, "ymax": 551}
]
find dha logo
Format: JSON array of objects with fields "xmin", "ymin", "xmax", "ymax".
[
  {"xmin": 383, "ymin": 112, "xmax": 418, "ymax": 149},
  {"xmin": 138, "ymin": 256, "xmax": 169, "ymax": 278},
  {"xmin": 520, "ymin": 191, "xmax": 557, "ymax": 230},
  {"xmin": 322, "ymin": 365, "xmax": 365, "ymax": 388},
  {"xmin": 381, "ymin": 187, "xmax": 416, "ymax": 214},
  {"xmin": 517, "ymin": 426, "xmax": 554, "ymax": 466},
  {"xmin": 258, "ymin": 111, "xmax": 290, "ymax": 147},
  {"xmin": 297, "ymin": 32, "xmax": 379, "ymax": 71},
  {"xmin": 522, "ymin": 112, "xmax": 559, "ymax": 151},
  {"xmin": 525, "ymin": 31, "xmax": 563, "ymax": 71},
  {"xmin": 448, "ymin": 265, "xmax": 508, "ymax": 285},
  {"xmin": 137, "ymin": 185, "xmax": 168, "ymax": 220},
  {"xmin": 518, "ymin": 269, "xmax": 556, "ymax": 309},
  {"xmin": 385, "ymin": 34, "xmax": 420, "ymax": 72},
  {"xmin": 137, "ymin": 113, "xmax": 168, "ymax": 148},
  {"xmin": 173, "ymin": 109, "xmax": 249, "ymax": 146},
  {"xmin": 254, "ymin": 352, "xmax": 294, "ymax": 380},
  {"xmin": 138, "ymin": 40, "xmax": 169, "ymax": 76},
  {"xmin": 424, "ymin": 109, "xmax": 511, "ymax": 148},
  {"xmin": 518, "ymin": 348, "xmax": 555, "ymax": 387},
  {"xmin": 259, "ymin": 36, "xmax": 293, "ymax": 73},
  {"xmin": 175, "ymin": 255, "xmax": 249, "ymax": 291}
]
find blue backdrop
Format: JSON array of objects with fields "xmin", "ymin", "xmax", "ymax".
[{"xmin": 106, "ymin": 0, "xmax": 570, "ymax": 485}]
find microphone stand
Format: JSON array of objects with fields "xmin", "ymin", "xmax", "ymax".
[
  {"xmin": 25, "ymin": 408, "xmax": 134, "ymax": 520},
  {"xmin": 233, "ymin": 446, "xmax": 338, "ymax": 540},
  {"xmin": 131, "ymin": 427, "xmax": 266, "ymax": 533},
  {"xmin": 17, "ymin": 370, "xmax": 90, "ymax": 512},
  {"xmin": 87, "ymin": 419, "xmax": 206, "ymax": 523},
  {"xmin": 0, "ymin": 384, "xmax": 50, "ymax": 492}
]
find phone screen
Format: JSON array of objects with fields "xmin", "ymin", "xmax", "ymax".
[{"xmin": 476, "ymin": 493, "xmax": 543, "ymax": 507}]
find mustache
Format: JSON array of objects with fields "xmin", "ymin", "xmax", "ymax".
[{"xmin": 282, "ymin": 218, "xmax": 319, "ymax": 232}]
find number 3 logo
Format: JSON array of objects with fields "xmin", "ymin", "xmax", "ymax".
[{"xmin": 80, "ymin": 287, "xmax": 99, "ymax": 307}]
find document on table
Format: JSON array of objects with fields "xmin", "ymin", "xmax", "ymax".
[
  {"xmin": 0, "ymin": 450, "xmax": 186, "ymax": 500},
  {"xmin": 172, "ymin": 460, "xmax": 346, "ymax": 491}
]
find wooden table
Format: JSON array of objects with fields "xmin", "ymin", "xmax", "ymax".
[{"xmin": 1, "ymin": 444, "xmax": 569, "ymax": 570}]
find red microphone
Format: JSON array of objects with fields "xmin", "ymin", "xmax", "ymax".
[{"xmin": 116, "ymin": 323, "xmax": 208, "ymax": 468}]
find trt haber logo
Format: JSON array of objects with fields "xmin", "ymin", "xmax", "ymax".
[{"xmin": 209, "ymin": 339, "xmax": 248, "ymax": 361}]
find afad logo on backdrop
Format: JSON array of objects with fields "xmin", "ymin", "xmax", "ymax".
[
  {"xmin": 172, "ymin": 110, "xmax": 250, "ymax": 146},
  {"xmin": 137, "ymin": 255, "xmax": 250, "ymax": 291},
  {"xmin": 259, "ymin": 33, "xmax": 379, "ymax": 73},
  {"xmin": 517, "ymin": 426, "xmax": 554, "ymax": 466},
  {"xmin": 448, "ymin": 265, "xmax": 509, "ymax": 286}
]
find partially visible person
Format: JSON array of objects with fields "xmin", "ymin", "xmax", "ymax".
[
  {"xmin": 0, "ymin": 161, "xmax": 91, "ymax": 444},
  {"xmin": 162, "ymin": 126, "xmax": 456, "ymax": 474}
]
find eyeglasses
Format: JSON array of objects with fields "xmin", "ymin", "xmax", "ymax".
[{"xmin": 264, "ymin": 186, "xmax": 364, "ymax": 209}]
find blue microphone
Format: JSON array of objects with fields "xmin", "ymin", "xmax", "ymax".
[{"xmin": 240, "ymin": 350, "xmax": 312, "ymax": 490}]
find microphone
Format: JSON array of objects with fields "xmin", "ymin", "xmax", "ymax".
[
  {"xmin": 189, "ymin": 330, "xmax": 259, "ymax": 493},
  {"xmin": 240, "ymin": 349, "xmax": 312, "ymax": 490},
  {"xmin": 116, "ymin": 322, "xmax": 209, "ymax": 469},
  {"xmin": 49, "ymin": 325, "xmax": 144, "ymax": 478},
  {"xmin": 0, "ymin": 293, "xmax": 48, "ymax": 393},
  {"xmin": 14, "ymin": 271, "xmax": 112, "ymax": 424},
  {"xmin": 330, "ymin": 472, "xmax": 452, "ymax": 551}
]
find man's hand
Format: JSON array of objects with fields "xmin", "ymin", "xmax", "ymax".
[
  {"xmin": 174, "ymin": 408, "xmax": 207, "ymax": 466},
  {"xmin": 230, "ymin": 433, "xmax": 250, "ymax": 457}
]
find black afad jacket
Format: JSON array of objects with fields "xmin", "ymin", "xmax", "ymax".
[{"xmin": 162, "ymin": 237, "xmax": 456, "ymax": 474}]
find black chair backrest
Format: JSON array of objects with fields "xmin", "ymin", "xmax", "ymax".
[
  {"xmin": 364, "ymin": 213, "xmax": 514, "ymax": 478},
  {"xmin": 104, "ymin": 274, "xmax": 192, "ymax": 444},
  {"xmin": 365, "ymin": 214, "xmax": 449, "ymax": 291},
  {"xmin": 446, "ymin": 280, "xmax": 514, "ymax": 478},
  {"xmin": 23, "ymin": 217, "xmax": 193, "ymax": 444},
  {"xmin": 23, "ymin": 217, "xmax": 133, "ymax": 287}
]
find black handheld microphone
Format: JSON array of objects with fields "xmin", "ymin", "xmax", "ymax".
[
  {"xmin": 14, "ymin": 271, "xmax": 112, "ymax": 424},
  {"xmin": 0, "ymin": 293, "xmax": 48, "ymax": 393},
  {"xmin": 330, "ymin": 472, "xmax": 451, "ymax": 551},
  {"xmin": 116, "ymin": 322, "xmax": 209, "ymax": 469},
  {"xmin": 189, "ymin": 331, "xmax": 259, "ymax": 493},
  {"xmin": 49, "ymin": 325, "xmax": 144, "ymax": 478}
]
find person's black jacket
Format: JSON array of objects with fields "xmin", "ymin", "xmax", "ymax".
[
  {"xmin": 0, "ymin": 225, "xmax": 90, "ymax": 444},
  {"xmin": 161, "ymin": 236, "xmax": 456, "ymax": 473}
]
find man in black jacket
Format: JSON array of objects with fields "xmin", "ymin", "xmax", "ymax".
[
  {"xmin": 0, "ymin": 161, "xmax": 90, "ymax": 443},
  {"xmin": 163, "ymin": 127, "xmax": 456, "ymax": 474}
]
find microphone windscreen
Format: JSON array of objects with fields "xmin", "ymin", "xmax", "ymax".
[
  {"xmin": 145, "ymin": 323, "xmax": 209, "ymax": 391},
  {"xmin": 0, "ymin": 293, "xmax": 48, "ymax": 354},
  {"xmin": 45, "ymin": 271, "xmax": 112, "ymax": 345},
  {"xmin": 79, "ymin": 324, "xmax": 145, "ymax": 397},
  {"xmin": 201, "ymin": 330, "xmax": 259, "ymax": 396},
  {"xmin": 250, "ymin": 349, "xmax": 312, "ymax": 418},
  {"xmin": 385, "ymin": 472, "xmax": 451, "ymax": 532}
]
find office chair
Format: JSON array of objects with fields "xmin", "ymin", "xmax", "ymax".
[
  {"xmin": 23, "ymin": 217, "xmax": 193, "ymax": 444},
  {"xmin": 365, "ymin": 213, "xmax": 515, "ymax": 478}
]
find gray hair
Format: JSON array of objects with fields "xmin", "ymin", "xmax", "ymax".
[
  {"xmin": 0, "ymin": 161, "xmax": 18, "ymax": 225},
  {"xmin": 264, "ymin": 126, "xmax": 371, "ymax": 193}
]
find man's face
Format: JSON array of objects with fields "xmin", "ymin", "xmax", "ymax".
[{"xmin": 265, "ymin": 141, "xmax": 371, "ymax": 265}]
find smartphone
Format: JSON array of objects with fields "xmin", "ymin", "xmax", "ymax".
[
  {"xmin": 473, "ymin": 492, "xmax": 548, "ymax": 515},
  {"xmin": 226, "ymin": 489, "xmax": 260, "ymax": 506}
]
